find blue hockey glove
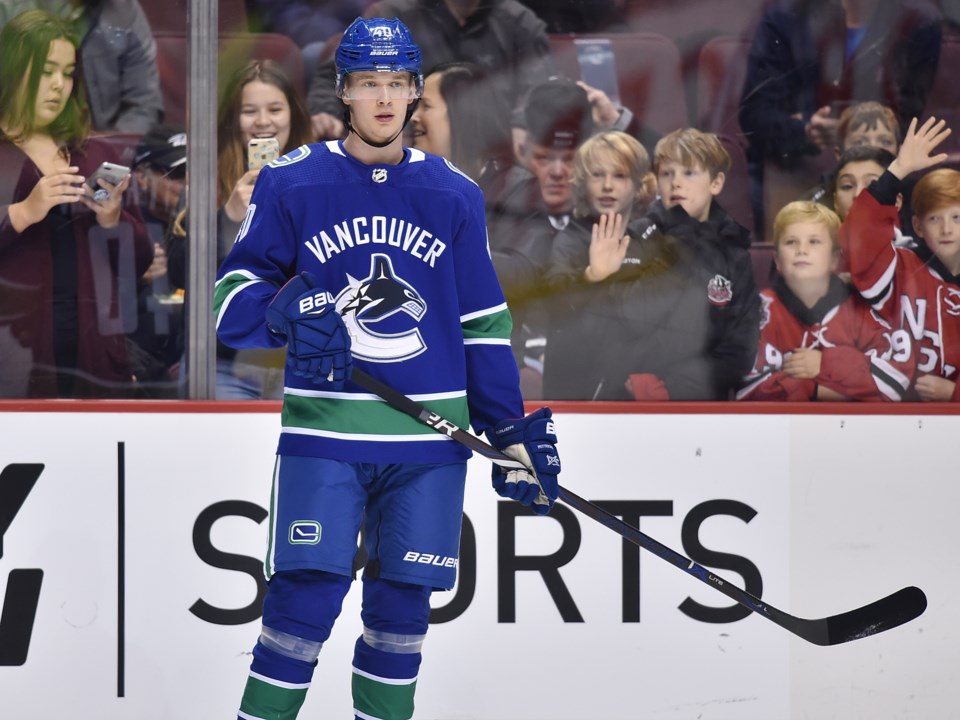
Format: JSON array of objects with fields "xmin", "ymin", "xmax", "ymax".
[
  {"xmin": 265, "ymin": 271, "xmax": 352, "ymax": 389},
  {"xmin": 487, "ymin": 408, "xmax": 560, "ymax": 515}
]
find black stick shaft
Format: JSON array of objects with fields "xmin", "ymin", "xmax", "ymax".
[{"xmin": 350, "ymin": 368, "xmax": 926, "ymax": 645}]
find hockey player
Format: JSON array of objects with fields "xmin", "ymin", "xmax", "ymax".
[
  {"xmin": 737, "ymin": 201, "xmax": 911, "ymax": 401},
  {"xmin": 839, "ymin": 116, "xmax": 960, "ymax": 401},
  {"xmin": 213, "ymin": 16, "xmax": 561, "ymax": 720}
]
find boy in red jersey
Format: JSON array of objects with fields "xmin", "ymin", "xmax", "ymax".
[
  {"xmin": 738, "ymin": 201, "xmax": 911, "ymax": 401},
  {"xmin": 840, "ymin": 116, "xmax": 960, "ymax": 401}
]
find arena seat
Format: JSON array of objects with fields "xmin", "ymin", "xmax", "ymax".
[
  {"xmin": 154, "ymin": 32, "xmax": 305, "ymax": 126},
  {"xmin": 88, "ymin": 132, "xmax": 144, "ymax": 167},
  {"xmin": 749, "ymin": 242, "xmax": 776, "ymax": 291},
  {"xmin": 695, "ymin": 34, "xmax": 752, "ymax": 143},
  {"xmin": 548, "ymin": 33, "xmax": 689, "ymax": 136},
  {"xmin": 715, "ymin": 134, "xmax": 755, "ymax": 236}
]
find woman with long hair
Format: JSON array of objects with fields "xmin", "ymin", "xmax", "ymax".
[{"xmin": 0, "ymin": 9, "xmax": 152, "ymax": 398}]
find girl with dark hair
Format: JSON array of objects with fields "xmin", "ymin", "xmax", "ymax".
[
  {"xmin": 410, "ymin": 61, "xmax": 514, "ymax": 196},
  {"xmin": 0, "ymin": 9, "xmax": 152, "ymax": 398}
]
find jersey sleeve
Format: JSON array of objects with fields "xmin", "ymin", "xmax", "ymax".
[
  {"xmin": 213, "ymin": 165, "xmax": 296, "ymax": 349},
  {"xmin": 454, "ymin": 184, "xmax": 524, "ymax": 433},
  {"xmin": 839, "ymin": 172, "xmax": 905, "ymax": 323}
]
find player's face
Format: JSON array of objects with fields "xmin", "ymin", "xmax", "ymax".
[
  {"xmin": 410, "ymin": 73, "xmax": 450, "ymax": 158},
  {"xmin": 656, "ymin": 160, "xmax": 723, "ymax": 222},
  {"xmin": 833, "ymin": 160, "xmax": 884, "ymax": 220},
  {"xmin": 775, "ymin": 221, "xmax": 837, "ymax": 285},
  {"xmin": 343, "ymin": 72, "xmax": 416, "ymax": 144},
  {"xmin": 529, "ymin": 144, "xmax": 575, "ymax": 214},
  {"xmin": 913, "ymin": 204, "xmax": 960, "ymax": 273},
  {"xmin": 842, "ymin": 122, "xmax": 898, "ymax": 154},
  {"xmin": 238, "ymin": 80, "xmax": 291, "ymax": 151},
  {"xmin": 584, "ymin": 154, "xmax": 637, "ymax": 219},
  {"xmin": 33, "ymin": 38, "xmax": 75, "ymax": 129}
]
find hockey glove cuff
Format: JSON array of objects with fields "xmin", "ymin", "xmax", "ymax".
[
  {"xmin": 265, "ymin": 271, "xmax": 353, "ymax": 390},
  {"xmin": 487, "ymin": 408, "xmax": 560, "ymax": 515}
]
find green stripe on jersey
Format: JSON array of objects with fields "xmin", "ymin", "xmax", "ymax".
[
  {"xmin": 462, "ymin": 307, "xmax": 512, "ymax": 341},
  {"xmin": 238, "ymin": 673, "xmax": 308, "ymax": 720},
  {"xmin": 352, "ymin": 671, "xmax": 416, "ymax": 720},
  {"xmin": 282, "ymin": 393, "xmax": 469, "ymax": 437},
  {"xmin": 214, "ymin": 271, "xmax": 258, "ymax": 317}
]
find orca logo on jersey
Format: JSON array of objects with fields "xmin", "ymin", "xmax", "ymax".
[{"xmin": 336, "ymin": 253, "xmax": 428, "ymax": 361}]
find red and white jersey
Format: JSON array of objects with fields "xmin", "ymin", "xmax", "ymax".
[
  {"xmin": 840, "ymin": 177, "xmax": 960, "ymax": 400},
  {"xmin": 737, "ymin": 280, "xmax": 912, "ymax": 402}
]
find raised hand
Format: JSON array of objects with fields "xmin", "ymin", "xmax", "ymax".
[
  {"xmin": 9, "ymin": 168, "xmax": 86, "ymax": 231},
  {"xmin": 585, "ymin": 212, "xmax": 629, "ymax": 282},
  {"xmin": 888, "ymin": 117, "xmax": 952, "ymax": 179}
]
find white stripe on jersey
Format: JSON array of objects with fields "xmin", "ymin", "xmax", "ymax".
[{"xmin": 461, "ymin": 302, "xmax": 508, "ymax": 323}]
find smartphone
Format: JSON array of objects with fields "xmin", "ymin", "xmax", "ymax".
[
  {"xmin": 86, "ymin": 161, "xmax": 131, "ymax": 201},
  {"xmin": 86, "ymin": 161, "xmax": 131, "ymax": 189},
  {"xmin": 248, "ymin": 137, "xmax": 280, "ymax": 171}
]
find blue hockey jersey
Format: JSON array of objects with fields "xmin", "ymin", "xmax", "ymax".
[{"xmin": 214, "ymin": 141, "xmax": 523, "ymax": 462}]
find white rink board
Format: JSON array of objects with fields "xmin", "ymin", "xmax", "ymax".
[{"xmin": 0, "ymin": 410, "xmax": 953, "ymax": 720}]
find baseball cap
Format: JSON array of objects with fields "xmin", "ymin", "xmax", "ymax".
[
  {"xmin": 134, "ymin": 125, "xmax": 187, "ymax": 173},
  {"xmin": 525, "ymin": 77, "xmax": 594, "ymax": 150}
]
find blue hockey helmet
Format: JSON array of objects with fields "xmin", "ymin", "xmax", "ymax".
[{"xmin": 335, "ymin": 17, "xmax": 424, "ymax": 98}]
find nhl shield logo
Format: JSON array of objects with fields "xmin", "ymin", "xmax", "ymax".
[
  {"xmin": 707, "ymin": 274, "xmax": 733, "ymax": 306},
  {"xmin": 372, "ymin": 168, "xmax": 388, "ymax": 184}
]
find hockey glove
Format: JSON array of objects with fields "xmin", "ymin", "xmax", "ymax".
[
  {"xmin": 487, "ymin": 408, "xmax": 560, "ymax": 515},
  {"xmin": 265, "ymin": 271, "xmax": 352, "ymax": 389}
]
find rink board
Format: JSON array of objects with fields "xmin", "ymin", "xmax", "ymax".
[{"xmin": 0, "ymin": 410, "xmax": 953, "ymax": 719}]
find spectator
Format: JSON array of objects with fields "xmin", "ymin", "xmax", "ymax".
[
  {"xmin": 0, "ymin": 0, "xmax": 163, "ymax": 133},
  {"xmin": 305, "ymin": 0, "xmax": 556, "ymax": 143},
  {"xmin": 487, "ymin": 77, "xmax": 593, "ymax": 380},
  {"xmin": 166, "ymin": 59, "xmax": 314, "ymax": 400},
  {"xmin": 738, "ymin": 0, "xmax": 941, "ymax": 237},
  {"xmin": 805, "ymin": 101, "xmax": 902, "ymax": 208},
  {"xmin": 830, "ymin": 145, "xmax": 897, "ymax": 221},
  {"xmin": 839, "ymin": 116, "xmax": 960, "ymax": 401},
  {"xmin": 545, "ymin": 128, "xmax": 759, "ymax": 401},
  {"xmin": 410, "ymin": 61, "xmax": 515, "ymax": 199},
  {"xmin": 539, "ymin": 130, "xmax": 656, "ymax": 399},
  {"xmin": 737, "ymin": 200, "xmax": 911, "ymax": 401},
  {"xmin": 126, "ymin": 124, "xmax": 187, "ymax": 396},
  {"xmin": 0, "ymin": 9, "xmax": 153, "ymax": 397},
  {"xmin": 244, "ymin": 0, "xmax": 370, "ymax": 83}
]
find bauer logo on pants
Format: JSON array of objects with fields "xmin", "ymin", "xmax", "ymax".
[{"xmin": 289, "ymin": 520, "xmax": 321, "ymax": 544}]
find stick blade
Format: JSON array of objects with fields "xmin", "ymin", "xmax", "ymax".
[{"xmin": 794, "ymin": 586, "xmax": 928, "ymax": 646}]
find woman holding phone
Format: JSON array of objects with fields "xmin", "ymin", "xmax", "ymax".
[
  {"xmin": 167, "ymin": 59, "xmax": 312, "ymax": 399},
  {"xmin": 0, "ymin": 9, "xmax": 152, "ymax": 398}
]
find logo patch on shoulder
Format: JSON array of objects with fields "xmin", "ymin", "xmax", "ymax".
[
  {"xmin": 707, "ymin": 274, "xmax": 733, "ymax": 306},
  {"xmin": 289, "ymin": 520, "xmax": 321, "ymax": 545}
]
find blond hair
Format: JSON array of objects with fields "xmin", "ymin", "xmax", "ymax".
[
  {"xmin": 653, "ymin": 128, "xmax": 730, "ymax": 178},
  {"xmin": 772, "ymin": 201, "xmax": 841, "ymax": 250},
  {"xmin": 572, "ymin": 131, "xmax": 656, "ymax": 218},
  {"xmin": 912, "ymin": 168, "xmax": 960, "ymax": 219}
]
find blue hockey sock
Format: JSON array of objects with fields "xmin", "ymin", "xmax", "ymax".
[
  {"xmin": 351, "ymin": 578, "xmax": 430, "ymax": 720},
  {"xmin": 238, "ymin": 570, "xmax": 351, "ymax": 720}
]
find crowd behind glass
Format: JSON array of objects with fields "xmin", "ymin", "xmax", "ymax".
[{"xmin": 1, "ymin": 0, "xmax": 958, "ymax": 403}]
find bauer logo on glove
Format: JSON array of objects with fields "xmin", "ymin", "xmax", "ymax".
[
  {"xmin": 266, "ymin": 271, "xmax": 353, "ymax": 390},
  {"xmin": 487, "ymin": 407, "xmax": 560, "ymax": 515}
]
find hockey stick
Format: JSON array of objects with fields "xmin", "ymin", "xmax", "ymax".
[{"xmin": 350, "ymin": 367, "xmax": 927, "ymax": 646}]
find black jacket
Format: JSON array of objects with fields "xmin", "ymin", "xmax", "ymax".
[
  {"xmin": 543, "ymin": 200, "xmax": 760, "ymax": 400},
  {"xmin": 739, "ymin": 0, "xmax": 941, "ymax": 168}
]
